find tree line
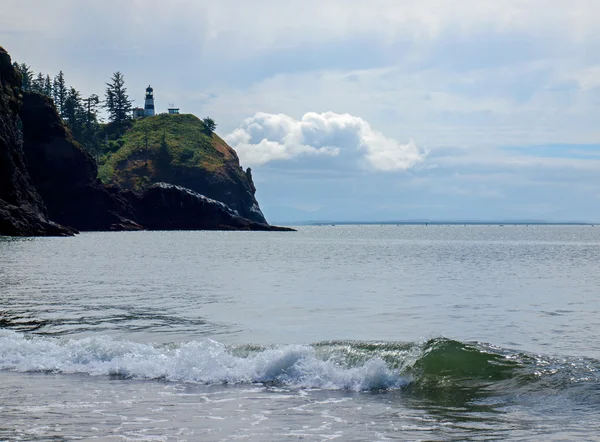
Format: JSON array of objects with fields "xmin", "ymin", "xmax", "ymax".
[
  {"xmin": 13, "ymin": 63, "xmax": 135, "ymax": 157},
  {"xmin": 13, "ymin": 63, "xmax": 217, "ymax": 159}
]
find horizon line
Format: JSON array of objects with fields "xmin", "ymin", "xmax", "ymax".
[{"xmin": 272, "ymin": 220, "xmax": 597, "ymax": 226}]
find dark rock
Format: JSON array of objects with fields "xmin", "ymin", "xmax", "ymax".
[
  {"xmin": 245, "ymin": 167, "xmax": 256, "ymax": 194},
  {"xmin": 166, "ymin": 162, "xmax": 268, "ymax": 224},
  {"xmin": 19, "ymin": 92, "xmax": 142, "ymax": 231},
  {"xmin": 109, "ymin": 114, "xmax": 269, "ymax": 224},
  {"xmin": 125, "ymin": 183, "xmax": 294, "ymax": 231},
  {"xmin": 0, "ymin": 203, "xmax": 75, "ymax": 236},
  {"xmin": 17, "ymin": 94, "xmax": 290, "ymax": 232},
  {"xmin": 0, "ymin": 45, "xmax": 73, "ymax": 236},
  {"xmin": 1, "ymin": 45, "xmax": 290, "ymax": 234}
]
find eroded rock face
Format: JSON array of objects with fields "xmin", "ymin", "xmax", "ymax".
[
  {"xmin": 16, "ymin": 93, "xmax": 287, "ymax": 232},
  {"xmin": 19, "ymin": 92, "xmax": 142, "ymax": 232},
  {"xmin": 108, "ymin": 113, "xmax": 269, "ymax": 224},
  {"xmin": 0, "ymin": 46, "xmax": 72, "ymax": 236},
  {"xmin": 16, "ymin": 94, "xmax": 288, "ymax": 232},
  {"xmin": 124, "ymin": 183, "xmax": 293, "ymax": 231},
  {"xmin": 1, "ymin": 45, "xmax": 287, "ymax": 235},
  {"xmin": 165, "ymin": 161, "xmax": 268, "ymax": 224}
]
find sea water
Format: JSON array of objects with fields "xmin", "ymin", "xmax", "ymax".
[{"xmin": 1, "ymin": 225, "xmax": 599, "ymax": 440}]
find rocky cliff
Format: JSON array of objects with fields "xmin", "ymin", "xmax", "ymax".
[
  {"xmin": 19, "ymin": 92, "xmax": 142, "ymax": 232},
  {"xmin": 18, "ymin": 93, "xmax": 288, "ymax": 233},
  {"xmin": 0, "ymin": 46, "xmax": 72, "ymax": 236},
  {"xmin": 101, "ymin": 114, "xmax": 268, "ymax": 224},
  {"xmin": 125, "ymin": 183, "xmax": 291, "ymax": 231},
  {"xmin": 0, "ymin": 45, "xmax": 289, "ymax": 236}
]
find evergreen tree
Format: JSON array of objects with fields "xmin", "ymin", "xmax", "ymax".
[
  {"xmin": 31, "ymin": 72, "xmax": 45, "ymax": 94},
  {"xmin": 52, "ymin": 71, "xmax": 67, "ymax": 116},
  {"xmin": 202, "ymin": 117, "xmax": 217, "ymax": 135},
  {"xmin": 104, "ymin": 71, "xmax": 132, "ymax": 126},
  {"xmin": 84, "ymin": 94, "xmax": 101, "ymax": 128},
  {"xmin": 13, "ymin": 63, "xmax": 33, "ymax": 91},
  {"xmin": 63, "ymin": 87, "xmax": 85, "ymax": 140},
  {"xmin": 21, "ymin": 63, "xmax": 33, "ymax": 91},
  {"xmin": 81, "ymin": 94, "xmax": 102, "ymax": 157},
  {"xmin": 43, "ymin": 74, "xmax": 53, "ymax": 97}
]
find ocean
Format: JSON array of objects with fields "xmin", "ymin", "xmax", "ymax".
[{"xmin": 1, "ymin": 225, "xmax": 599, "ymax": 441}]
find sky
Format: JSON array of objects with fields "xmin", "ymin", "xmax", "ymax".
[{"xmin": 2, "ymin": 0, "xmax": 600, "ymax": 223}]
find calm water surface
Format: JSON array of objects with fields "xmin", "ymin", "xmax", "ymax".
[{"xmin": 1, "ymin": 225, "xmax": 599, "ymax": 440}]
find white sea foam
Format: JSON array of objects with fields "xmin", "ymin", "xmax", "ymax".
[{"xmin": 0, "ymin": 330, "xmax": 408, "ymax": 391}]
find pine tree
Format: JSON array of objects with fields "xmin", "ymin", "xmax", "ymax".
[
  {"xmin": 21, "ymin": 63, "xmax": 33, "ymax": 91},
  {"xmin": 104, "ymin": 71, "xmax": 132, "ymax": 126},
  {"xmin": 31, "ymin": 72, "xmax": 45, "ymax": 94},
  {"xmin": 13, "ymin": 63, "xmax": 33, "ymax": 91},
  {"xmin": 202, "ymin": 117, "xmax": 217, "ymax": 135},
  {"xmin": 43, "ymin": 74, "xmax": 53, "ymax": 97},
  {"xmin": 81, "ymin": 94, "xmax": 102, "ymax": 157},
  {"xmin": 63, "ymin": 87, "xmax": 85, "ymax": 140},
  {"xmin": 52, "ymin": 71, "xmax": 67, "ymax": 116},
  {"xmin": 84, "ymin": 94, "xmax": 101, "ymax": 128}
]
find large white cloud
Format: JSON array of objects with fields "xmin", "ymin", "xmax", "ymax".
[{"xmin": 225, "ymin": 112, "xmax": 426, "ymax": 171}]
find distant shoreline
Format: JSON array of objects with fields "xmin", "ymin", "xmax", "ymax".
[{"xmin": 279, "ymin": 221, "xmax": 597, "ymax": 226}]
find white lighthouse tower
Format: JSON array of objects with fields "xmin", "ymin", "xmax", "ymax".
[{"xmin": 144, "ymin": 85, "xmax": 155, "ymax": 117}]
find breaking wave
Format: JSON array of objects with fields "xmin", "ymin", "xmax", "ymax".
[{"xmin": 1, "ymin": 329, "xmax": 598, "ymax": 393}]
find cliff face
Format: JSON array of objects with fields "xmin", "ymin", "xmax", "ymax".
[
  {"xmin": 1, "ymin": 45, "xmax": 287, "ymax": 235},
  {"xmin": 167, "ymin": 161, "xmax": 267, "ymax": 224},
  {"xmin": 18, "ymin": 96, "xmax": 285, "ymax": 232},
  {"xmin": 103, "ymin": 114, "xmax": 268, "ymax": 224},
  {"xmin": 17, "ymin": 93, "xmax": 286, "ymax": 232},
  {"xmin": 0, "ymin": 46, "xmax": 72, "ymax": 236},
  {"xmin": 125, "ymin": 183, "xmax": 292, "ymax": 231},
  {"xmin": 19, "ymin": 92, "xmax": 142, "ymax": 231}
]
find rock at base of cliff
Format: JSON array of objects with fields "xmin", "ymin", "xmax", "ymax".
[
  {"xmin": 126, "ymin": 183, "xmax": 294, "ymax": 231},
  {"xmin": 0, "ymin": 201, "xmax": 75, "ymax": 236}
]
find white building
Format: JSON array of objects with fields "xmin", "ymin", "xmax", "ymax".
[{"xmin": 132, "ymin": 107, "xmax": 145, "ymax": 119}]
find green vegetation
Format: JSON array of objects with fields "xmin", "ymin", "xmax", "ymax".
[
  {"xmin": 13, "ymin": 63, "xmax": 111, "ymax": 157},
  {"xmin": 202, "ymin": 117, "xmax": 217, "ymax": 135},
  {"xmin": 12, "ymin": 61, "xmax": 228, "ymax": 189},
  {"xmin": 97, "ymin": 113, "xmax": 235, "ymax": 188},
  {"xmin": 13, "ymin": 64, "xmax": 135, "ymax": 156},
  {"xmin": 104, "ymin": 71, "xmax": 132, "ymax": 127},
  {"xmin": 52, "ymin": 70, "xmax": 67, "ymax": 115}
]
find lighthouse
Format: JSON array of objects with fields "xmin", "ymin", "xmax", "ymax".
[{"xmin": 144, "ymin": 85, "xmax": 155, "ymax": 117}]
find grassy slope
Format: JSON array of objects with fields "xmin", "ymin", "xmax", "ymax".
[{"xmin": 98, "ymin": 114, "xmax": 245, "ymax": 190}]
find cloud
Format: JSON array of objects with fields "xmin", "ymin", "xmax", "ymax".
[
  {"xmin": 3, "ymin": 0, "xmax": 600, "ymax": 221},
  {"xmin": 4, "ymin": 0, "xmax": 600, "ymax": 150},
  {"xmin": 225, "ymin": 112, "xmax": 426, "ymax": 171},
  {"xmin": 4, "ymin": 1, "xmax": 600, "ymax": 49}
]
